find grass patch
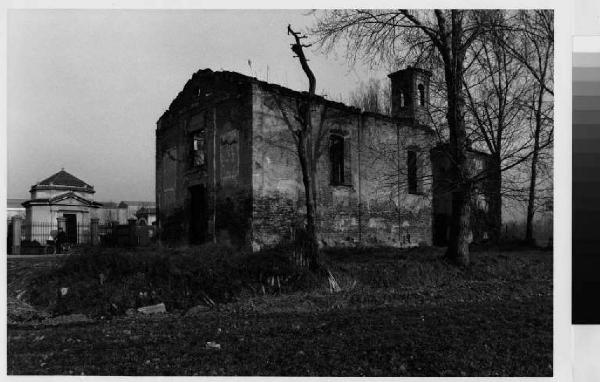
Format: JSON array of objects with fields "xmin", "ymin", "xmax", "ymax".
[
  {"xmin": 22, "ymin": 244, "xmax": 552, "ymax": 317},
  {"xmin": 24, "ymin": 244, "xmax": 320, "ymax": 318},
  {"xmin": 21, "ymin": 245, "xmax": 552, "ymax": 319},
  {"xmin": 322, "ymin": 246, "xmax": 551, "ymax": 289},
  {"xmin": 8, "ymin": 245, "xmax": 552, "ymax": 376}
]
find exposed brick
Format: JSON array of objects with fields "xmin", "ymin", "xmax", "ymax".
[{"xmin": 155, "ymin": 68, "xmax": 490, "ymax": 250}]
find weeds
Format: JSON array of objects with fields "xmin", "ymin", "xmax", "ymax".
[
  {"xmin": 21, "ymin": 245, "xmax": 551, "ymax": 319},
  {"xmin": 24, "ymin": 244, "xmax": 321, "ymax": 318}
]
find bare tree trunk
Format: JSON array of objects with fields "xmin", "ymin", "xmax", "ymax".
[
  {"xmin": 444, "ymin": 51, "xmax": 472, "ymax": 266},
  {"xmin": 525, "ymin": 89, "xmax": 543, "ymax": 245},
  {"xmin": 525, "ymin": 143, "xmax": 539, "ymax": 244},
  {"xmin": 288, "ymin": 25, "xmax": 320, "ymax": 270},
  {"xmin": 445, "ymin": 110, "xmax": 472, "ymax": 266},
  {"xmin": 488, "ymin": 155, "xmax": 502, "ymax": 243},
  {"xmin": 297, "ymin": 134, "xmax": 320, "ymax": 269},
  {"xmin": 448, "ymin": 185, "xmax": 472, "ymax": 263}
]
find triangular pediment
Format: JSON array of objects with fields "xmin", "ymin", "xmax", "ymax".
[
  {"xmin": 49, "ymin": 192, "xmax": 99, "ymax": 207},
  {"xmin": 56, "ymin": 197, "xmax": 89, "ymax": 206}
]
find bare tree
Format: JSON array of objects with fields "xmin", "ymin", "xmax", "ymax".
[
  {"xmin": 279, "ymin": 24, "xmax": 321, "ymax": 270},
  {"xmin": 492, "ymin": 10, "xmax": 554, "ymax": 244},
  {"xmin": 463, "ymin": 14, "xmax": 531, "ymax": 243},
  {"xmin": 349, "ymin": 78, "xmax": 391, "ymax": 115},
  {"xmin": 314, "ymin": 10, "xmax": 490, "ymax": 265}
]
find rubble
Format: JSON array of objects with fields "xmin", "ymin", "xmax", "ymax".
[
  {"xmin": 205, "ymin": 341, "xmax": 221, "ymax": 350},
  {"xmin": 137, "ymin": 303, "xmax": 166, "ymax": 314}
]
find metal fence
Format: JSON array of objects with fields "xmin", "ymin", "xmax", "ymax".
[
  {"xmin": 98, "ymin": 223, "xmax": 116, "ymax": 246},
  {"xmin": 20, "ymin": 222, "xmax": 57, "ymax": 245},
  {"xmin": 7, "ymin": 218, "xmax": 157, "ymax": 255},
  {"xmin": 21, "ymin": 222, "xmax": 91, "ymax": 245}
]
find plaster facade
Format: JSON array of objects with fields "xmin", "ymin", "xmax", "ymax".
[
  {"xmin": 22, "ymin": 170, "xmax": 102, "ymax": 243},
  {"xmin": 157, "ymin": 68, "xmax": 442, "ymax": 250}
]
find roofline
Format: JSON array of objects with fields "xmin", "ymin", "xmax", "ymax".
[
  {"xmin": 22, "ymin": 200, "xmax": 103, "ymax": 208},
  {"xmin": 157, "ymin": 69, "xmax": 435, "ymax": 134},
  {"xmin": 158, "ymin": 69, "xmax": 362, "ymax": 123},
  {"xmin": 23, "ymin": 191, "xmax": 103, "ymax": 208},
  {"xmin": 30, "ymin": 184, "xmax": 95, "ymax": 194}
]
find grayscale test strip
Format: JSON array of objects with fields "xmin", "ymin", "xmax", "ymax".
[{"xmin": 573, "ymin": 50, "xmax": 600, "ymax": 324}]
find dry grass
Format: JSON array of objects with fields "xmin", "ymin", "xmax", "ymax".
[{"xmin": 7, "ymin": 246, "xmax": 552, "ymax": 376}]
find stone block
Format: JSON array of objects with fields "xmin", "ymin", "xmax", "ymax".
[{"xmin": 137, "ymin": 303, "xmax": 166, "ymax": 314}]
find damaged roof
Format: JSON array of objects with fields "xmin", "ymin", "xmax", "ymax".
[{"xmin": 158, "ymin": 68, "xmax": 362, "ymax": 121}]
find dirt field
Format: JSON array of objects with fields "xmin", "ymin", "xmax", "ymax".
[{"xmin": 6, "ymin": 247, "xmax": 552, "ymax": 376}]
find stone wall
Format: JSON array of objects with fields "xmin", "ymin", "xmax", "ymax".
[
  {"xmin": 157, "ymin": 70, "xmax": 436, "ymax": 249},
  {"xmin": 250, "ymin": 84, "xmax": 434, "ymax": 250},
  {"xmin": 250, "ymin": 84, "xmax": 306, "ymax": 248},
  {"xmin": 358, "ymin": 114, "xmax": 434, "ymax": 247},
  {"xmin": 156, "ymin": 70, "xmax": 254, "ymax": 248}
]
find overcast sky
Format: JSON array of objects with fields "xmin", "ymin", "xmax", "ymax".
[{"xmin": 7, "ymin": 9, "xmax": 387, "ymax": 201}]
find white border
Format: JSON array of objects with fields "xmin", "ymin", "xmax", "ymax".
[
  {"xmin": 1, "ymin": 1, "xmax": 570, "ymax": 382},
  {"xmin": 574, "ymin": 36, "xmax": 600, "ymax": 53}
]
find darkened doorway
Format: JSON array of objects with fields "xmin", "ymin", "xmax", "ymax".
[
  {"xmin": 63, "ymin": 214, "xmax": 77, "ymax": 243},
  {"xmin": 189, "ymin": 185, "xmax": 209, "ymax": 244}
]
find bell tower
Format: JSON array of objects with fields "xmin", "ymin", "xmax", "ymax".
[{"xmin": 388, "ymin": 66, "xmax": 432, "ymax": 127}]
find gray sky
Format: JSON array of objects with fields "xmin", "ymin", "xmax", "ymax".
[{"xmin": 7, "ymin": 9, "xmax": 387, "ymax": 202}]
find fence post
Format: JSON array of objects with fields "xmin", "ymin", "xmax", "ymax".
[
  {"xmin": 128, "ymin": 218, "xmax": 137, "ymax": 246},
  {"xmin": 11, "ymin": 216, "xmax": 23, "ymax": 255},
  {"xmin": 90, "ymin": 218, "xmax": 99, "ymax": 246}
]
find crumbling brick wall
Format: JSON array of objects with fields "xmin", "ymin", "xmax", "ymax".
[
  {"xmin": 157, "ymin": 69, "xmax": 436, "ymax": 250},
  {"xmin": 250, "ymin": 83, "xmax": 434, "ymax": 249},
  {"xmin": 358, "ymin": 114, "xmax": 434, "ymax": 247},
  {"xmin": 156, "ymin": 70, "xmax": 254, "ymax": 248}
]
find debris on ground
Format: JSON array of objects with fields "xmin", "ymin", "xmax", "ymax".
[
  {"xmin": 327, "ymin": 270, "xmax": 341, "ymax": 293},
  {"xmin": 205, "ymin": 341, "xmax": 221, "ymax": 350},
  {"xmin": 137, "ymin": 303, "xmax": 167, "ymax": 314}
]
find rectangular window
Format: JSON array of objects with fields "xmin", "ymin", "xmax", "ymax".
[
  {"xmin": 330, "ymin": 135, "xmax": 345, "ymax": 185},
  {"xmin": 407, "ymin": 150, "xmax": 418, "ymax": 194},
  {"xmin": 343, "ymin": 137, "xmax": 352, "ymax": 185},
  {"xmin": 192, "ymin": 131, "xmax": 205, "ymax": 167}
]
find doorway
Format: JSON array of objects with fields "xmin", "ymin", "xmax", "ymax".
[
  {"xmin": 189, "ymin": 185, "xmax": 209, "ymax": 244},
  {"xmin": 63, "ymin": 214, "xmax": 77, "ymax": 243}
]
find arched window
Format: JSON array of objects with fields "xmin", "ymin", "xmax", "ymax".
[
  {"xmin": 418, "ymin": 84, "xmax": 425, "ymax": 106},
  {"xmin": 399, "ymin": 91, "xmax": 405, "ymax": 107}
]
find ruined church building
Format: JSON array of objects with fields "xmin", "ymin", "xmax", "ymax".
[{"xmin": 156, "ymin": 67, "xmax": 485, "ymax": 249}]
